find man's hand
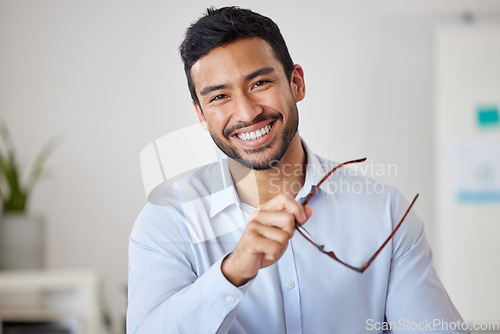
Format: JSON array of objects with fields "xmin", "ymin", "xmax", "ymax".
[{"xmin": 221, "ymin": 194, "xmax": 313, "ymax": 286}]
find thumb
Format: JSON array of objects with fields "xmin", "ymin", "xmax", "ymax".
[
  {"xmin": 304, "ymin": 205, "xmax": 313, "ymax": 219},
  {"xmin": 297, "ymin": 205, "xmax": 313, "ymax": 226}
]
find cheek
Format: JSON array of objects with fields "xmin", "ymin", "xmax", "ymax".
[
  {"xmin": 260, "ymin": 87, "xmax": 293, "ymax": 110},
  {"xmin": 205, "ymin": 109, "xmax": 231, "ymax": 134}
]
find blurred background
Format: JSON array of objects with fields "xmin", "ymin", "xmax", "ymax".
[{"xmin": 0, "ymin": 0, "xmax": 499, "ymax": 333}]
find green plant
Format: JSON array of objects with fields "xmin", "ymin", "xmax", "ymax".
[{"xmin": 0, "ymin": 120, "xmax": 59, "ymax": 212}]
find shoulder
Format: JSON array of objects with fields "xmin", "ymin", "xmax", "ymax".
[
  {"xmin": 313, "ymin": 153, "xmax": 421, "ymax": 229},
  {"xmin": 132, "ymin": 163, "xmax": 219, "ymax": 236},
  {"xmin": 147, "ymin": 160, "xmax": 230, "ymax": 207},
  {"xmin": 131, "ymin": 159, "xmax": 238, "ymax": 247},
  {"xmin": 311, "ymin": 153, "xmax": 397, "ymax": 200}
]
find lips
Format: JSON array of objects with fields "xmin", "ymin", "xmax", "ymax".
[
  {"xmin": 229, "ymin": 119, "xmax": 276, "ymax": 149},
  {"xmin": 236, "ymin": 123, "xmax": 273, "ymax": 141}
]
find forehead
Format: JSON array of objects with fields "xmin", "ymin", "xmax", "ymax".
[{"xmin": 190, "ymin": 37, "xmax": 285, "ymax": 91}]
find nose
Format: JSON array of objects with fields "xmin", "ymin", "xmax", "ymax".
[{"xmin": 232, "ymin": 92, "xmax": 262, "ymax": 123}]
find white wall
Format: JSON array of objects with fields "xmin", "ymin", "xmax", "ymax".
[
  {"xmin": 434, "ymin": 24, "xmax": 500, "ymax": 322},
  {"xmin": 1, "ymin": 0, "xmax": 499, "ymax": 331}
]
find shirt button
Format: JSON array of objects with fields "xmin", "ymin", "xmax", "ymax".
[
  {"xmin": 225, "ymin": 296, "xmax": 236, "ymax": 304},
  {"xmin": 286, "ymin": 281, "xmax": 295, "ymax": 289}
]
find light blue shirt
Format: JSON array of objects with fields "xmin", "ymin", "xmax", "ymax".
[{"xmin": 128, "ymin": 144, "xmax": 468, "ymax": 333}]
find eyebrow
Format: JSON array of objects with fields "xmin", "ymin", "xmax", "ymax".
[
  {"xmin": 199, "ymin": 67, "xmax": 276, "ymax": 97},
  {"xmin": 245, "ymin": 67, "xmax": 275, "ymax": 81},
  {"xmin": 200, "ymin": 84, "xmax": 226, "ymax": 96}
]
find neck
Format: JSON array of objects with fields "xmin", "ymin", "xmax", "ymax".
[{"xmin": 230, "ymin": 135, "xmax": 307, "ymax": 208}]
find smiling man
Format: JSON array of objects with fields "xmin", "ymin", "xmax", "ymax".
[
  {"xmin": 127, "ymin": 7, "xmax": 468, "ymax": 334},
  {"xmin": 191, "ymin": 36, "xmax": 303, "ymax": 173}
]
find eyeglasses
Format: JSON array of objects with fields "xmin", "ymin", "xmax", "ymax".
[{"xmin": 295, "ymin": 158, "xmax": 419, "ymax": 273}]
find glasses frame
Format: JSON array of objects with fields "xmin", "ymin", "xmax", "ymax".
[{"xmin": 295, "ymin": 158, "xmax": 419, "ymax": 273}]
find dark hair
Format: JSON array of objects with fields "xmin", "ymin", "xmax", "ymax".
[{"xmin": 179, "ymin": 6, "xmax": 295, "ymax": 105}]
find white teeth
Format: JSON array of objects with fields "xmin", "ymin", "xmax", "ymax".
[{"xmin": 237, "ymin": 123, "xmax": 273, "ymax": 141}]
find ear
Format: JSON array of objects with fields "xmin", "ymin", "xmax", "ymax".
[
  {"xmin": 193, "ymin": 101, "xmax": 208, "ymax": 131},
  {"xmin": 290, "ymin": 64, "xmax": 306, "ymax": 103}
]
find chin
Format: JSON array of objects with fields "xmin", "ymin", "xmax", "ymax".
[{"xmin": 239, "ymin": 148, "xmax": 284, "ymax": 170}]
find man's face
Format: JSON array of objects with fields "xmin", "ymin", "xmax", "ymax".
[{"xmin": 190, "ymin": 37, "xmax": 305, "ymax": 170}]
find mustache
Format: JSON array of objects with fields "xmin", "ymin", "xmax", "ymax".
[{"xmin": 223, "ymin": 113, "xmax": 283, "ymax": 139}]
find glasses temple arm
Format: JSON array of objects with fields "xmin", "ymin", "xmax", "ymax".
[
  {"xmin": 295, "ymin": 221, "xmax": 366, "ymax": 273},
  {"xmin": 301, "ymin": 157, "xmax": 367, "ymax": 206},
  {"xmin": 294, "ymin": 222, "xmax": 324, "ymax": 250},
  {"xmin": 362, "ymin": 193, "xmax": 419, "ymax": 270}
]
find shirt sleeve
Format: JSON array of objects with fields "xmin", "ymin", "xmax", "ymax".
[
  {"xmin": 385, "ymin": 191, "xmax": 470, "ymax": 334},
  {"xmin": 127, "ymin": 203, "xmax": 252, "ymax": 334}
]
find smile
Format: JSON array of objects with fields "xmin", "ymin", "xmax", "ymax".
[{"xmin": 236, "ymin": 123, "xmax": 273, "ymax": 141}]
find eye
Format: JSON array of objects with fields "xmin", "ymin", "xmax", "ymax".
[
  {"xmin": 209, "ymin": 94, "xmax": 228, "ymax": 103},
  {"xmin": 252, "ymin": 80, "xmax": 270, "ymax": 89}
]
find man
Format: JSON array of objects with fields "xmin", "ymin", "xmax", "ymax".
[{"xmin": 128, "ymin": 7, "xmax": 468, "ymax": 333}]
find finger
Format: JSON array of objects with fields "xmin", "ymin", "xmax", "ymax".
[
  {"xmin": 252, "ymin": 223, "xmax": 292, "ymax": 245},
  {"xmin": 260, "ymin": 193, "xmax": 308, "ymax": 223},
  {"xmin": 250, "ymin": 234, "xmax": 287, "ymax": 261},
  {"xmin": 251, "ymin": 211, "xmax": 295, "ymax": 236},
  {"xmin": 297, "ymin": 205, "xmax": 313, "ymax": 226},
  {"xmin": 240, "ymin": 223, "xmax": 286, "ymax": 259}
]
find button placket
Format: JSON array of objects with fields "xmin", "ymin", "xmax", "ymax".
[{"xmin": 276, "ymin": 239, "xmax": 302, "ymax": 334}]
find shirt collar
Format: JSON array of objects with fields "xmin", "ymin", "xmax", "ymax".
[
  {"xmin": 208, "ymin": 139, "xmax": 337, "ymax": 218},
  {"xmin": 295, "ymin": 140, "xmax": 336, "ymax": 202},
  {"xmin": 209, "ymin": 157, "xmax": 240, "ymax": 218}
]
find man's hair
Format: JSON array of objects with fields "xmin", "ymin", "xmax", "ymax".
[{"xmin": 179, "ymin": 6, "xmax": 295, "ymax": 106}]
